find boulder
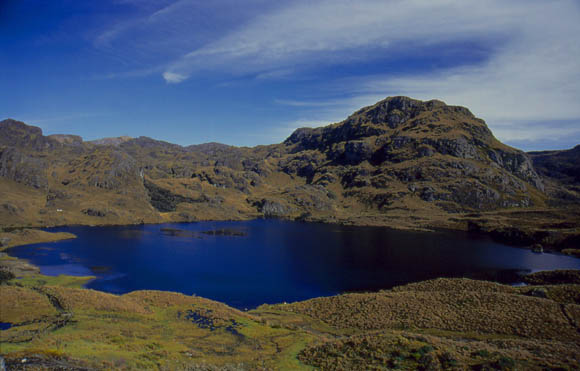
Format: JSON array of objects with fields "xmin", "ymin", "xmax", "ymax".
[
  {"xmin": 254, "ymin": 199, "xmax": 292, "ymax": 218},
  {"xmin": 526, "ymin": 288, "xmax": 548, "ymax": 299},
  {"xmin": 531, "ymin": 243, "xmax": 544, "ymax": 253},
  {"xmin": 0, "ymin": 237, "xmax": 11, "ymax": 247}
]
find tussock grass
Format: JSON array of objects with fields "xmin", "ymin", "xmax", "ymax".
[
  {"xmin": 14, "ymin": 274, "xmax": 94, "ymax": 289},
  {"xmin": 0, "ymin": 285, "xmax": 57, "ymax": 323},
  {"xmin": 2, "ymin": 275, "xmax": 579, "ymax": 369}
]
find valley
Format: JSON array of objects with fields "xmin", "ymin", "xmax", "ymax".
[
  {"xmin": 1, "ymin": 97, "xmax": 579, "ymax": 251},
  {"xmin": 1, "ymin": 96, "xmax": 580, "ymax": 369}
]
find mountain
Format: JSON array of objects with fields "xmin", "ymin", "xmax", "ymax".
[
  {"xmin": 529, "ymin": 145, "xmax": 580, "ymax": 184},
  {"xmin": 282, "ymin": 96, "xmax": 544, "ymax": 211},
  {"xmin": 88, "ymin": 136, "xmax": 132, "ymax": 146},
  {"xmin": 1, "ymin": 97, "xmax": 578, "ymax": 249}
]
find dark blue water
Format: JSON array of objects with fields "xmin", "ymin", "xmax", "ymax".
[
  {"xmin": 0, "ymin": 322, "xmax": 13, "ymax": 330},
  {"xmin": 8, "ymin": 220, "xmax": 580, "ymax": 309}
]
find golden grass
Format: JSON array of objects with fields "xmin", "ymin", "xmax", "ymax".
[
  {"xmin": 0, "ymin": 285, "xmax": 57, "ymax": 323},
  {"xmin": 13, "ymin": 274, "xmax": 94, "ymax": 289},
  {"xmin": 2, "ymin": 277, "xmax": 580, "ymax": 369},
  {"xmin": 0, "ymin": 229, "xmax": 76, "ymax": 252},
  {"xmin": 391, "ymin": 277, "xmax": 518, "ymax": 294},
  {"xmin": 1, "ymin": 284, "xmax": 315, "ymax": 369},
  {"xmin": 275, "ymin": 278, "xmax": 580, "ymax": 342},
  {"xmin": 42, "ymin": 286, "xmax": 151, "ymax": 314}
]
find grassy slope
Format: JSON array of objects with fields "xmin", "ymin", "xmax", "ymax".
[
  {"xmin": 1, "ymin": 277, "xmax": 579, "ymax": 370},
  {"xmin": 1, "ymin": 284, "xmax": 315, "ymax": 370},
  {"xmin": 1, "ymin": 231, "xmax": 579, "ymax": 369}
]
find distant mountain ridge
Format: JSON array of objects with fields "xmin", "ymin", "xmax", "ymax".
[
  {"xmin": 529, "ymin": 145, "xmax": 580, "ymax": 186},
  {"xmin": 88, "ymin": 136, "xmax": 133, "ymax": 146},
  {"xmin": 1, "ymin": 96, "xmax": 578, "ymax": 249}
]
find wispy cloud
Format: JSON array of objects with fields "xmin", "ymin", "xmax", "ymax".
[
  {"xmin": 93, "ymin": 0, "xmax": 281, "ymax": 71},
  {"xmin": 92, "ymin": 0, "xmax": 580, "ymax": 147},
  {"xmin": 162, "ymin": 0, "xmax": 527, "ymax": 81},
  {"xmin": 162, "ymin": 71, "xmax": 187, "ymax": 84},
  {"xmin": 159, "ymin": 0, "xmax": 577, "ymax": 146},
  {"xmin": 333, "ymin": 1, "xmax": 580, "ymax": 144},
  {"xmin": 90, "ymin": 66, "xmax": 163, "ymax": 80}
]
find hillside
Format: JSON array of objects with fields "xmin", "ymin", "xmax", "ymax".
[
  {"xmin": 1, "ymin": 96, "xmax": 578, "ymax": 249},
  {"xmin": 529, "ymin": 145, "xmax": 580, "ymax": 185},
  {"xmin": 1, "ymin": 97, "xmax": 580, "ymax": 369},
  {"xmin": 1, "ymin": 274, "xmax": 579, "ymax": 369},
  {"xmin": 528, "ymin": 145, "xmax": 580, "ymax": 207}
]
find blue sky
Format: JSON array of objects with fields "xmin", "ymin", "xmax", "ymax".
[{"xmin": 1, "ymin": 0, "xmax": 579, "ymax": 150}]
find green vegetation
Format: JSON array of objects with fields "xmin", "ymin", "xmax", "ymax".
[
  {"xmin": 2, "ymin": 262, "xmax": 579, "ymax": 369},
  {"xmin": 14, "ymin": 273, "xmax": 94, "ymax": 289},
  {"xmin": 1, "ymin": 282, "xmax": 316, "ymax": 369}
]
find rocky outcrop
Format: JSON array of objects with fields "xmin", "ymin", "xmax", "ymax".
[
  {"xmin": 89, "ymin": 136, "xmax": 132, "ymax": 146},
  {"xmin": 48, "ymin": 134, "xmax": 83, "ymax": 145},
  {"xmin": 0, "ymin": 96, "xmax": 566, "ymax": 229},
  {"xmin": 253, "ymin": 199, "xmax": 293, "ymax": 218},
  {"xmin": 489, "ymin": 149, "xmax": 544, "ymax": 191},
  {"xmin": 144, "ymin": 180, "xmax": 196, "ymax": 212},
  {"xmin": 283, "ymin": 96, "xmax": 544, "ymax": 211},
  {"xmin": 529, "ymin": 145, "xmax": 580, "ymax": 186},
  {"xmin": 0, "ymin": 119, "xmax": 59, "ymax": 151},
  {"xmin": 0, "ymin": 147, "xmax": 49, "ymax": 189},
  {"xmin": 82, "ymin": 208, "xmax": 109, "ymax": 217}
]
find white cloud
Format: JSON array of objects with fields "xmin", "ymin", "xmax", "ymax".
[
  {"xmin": 338, "ymin": 1, "xmax": 580, "ymax": 143},
  {"xmin": 157, "ymin": 0, "xmax": 577, "ymax": 145},
  {"xmin": 94, "ymin": 0, "xmax": 282, "ymax": 66},
  {"xmin": 162, "ymin": 71, "xmax": 188, "ymax": 83},
  {"xmin": 492, "ymin": 121, "xmax": 580, "ymax": 143},
  {"xmin": 163, "ymin": 0, "xmax": 528, "ymax": 79},
  {"xmin": 96, "ymin": 0, "xmax": 580, "ymax": 147}
]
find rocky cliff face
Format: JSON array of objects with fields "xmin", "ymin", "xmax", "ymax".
[
  {"xmin": 0, "ymin": 97, "xmax": 561, "ymax": 230},
  {"xmin": 0, "ymin": 120, "xmax": 158, "ymax": 226},
  {"xmin": 529, "ymin": 145, "xmax": 580, "ymax": 186},
  {"xmin": 283, "ymin": 97, "xmax": 544, "ymax": 211},
  {"xmin": 528, "ymin": 145, "xmax": 580, "ymax": 206}
]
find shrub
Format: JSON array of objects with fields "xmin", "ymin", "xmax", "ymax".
[
  {"xmin": 438, "ymin": 352, "xmax": 458, "ymax": 369},
  {"xmin": 0, "ymin": 269, "xmax": 15, "ymax": 283},
  {"xmin": 472, "ymin": 349, "xmax": 490, "ymax": 358}
]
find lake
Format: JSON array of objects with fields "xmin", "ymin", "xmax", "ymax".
[{"xmin": 8, "ymin": 220, "xmax": 580, "ymax": 309}]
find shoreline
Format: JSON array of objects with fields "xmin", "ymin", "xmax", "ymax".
[
  {"xmin": 0, "ymin": 229, "xmax": 95, "ymax": 289},
  {"xmin": 2, "ymin": 271, "xmax": 579, "ymax": 370},
  {"xmin": 2, "ymin": 223, "xmax": 578, "ymax": 304},
  {"xmin": 2, "ymin": 226, "xmax": 580, "ymax": 370},
  {"xmin": 3, "ymin": 209, "xmax": 580, "ymax": 255}
]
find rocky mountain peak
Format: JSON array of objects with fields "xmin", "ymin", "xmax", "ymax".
[
  {"xmin": 48, "ymin": 134, "xmax": 84, "ymax": 145},
  {"xmin": 282, "ymin": 96, "xmax": 544, "ymax": 211},
  {"xmin": 0, "ymin": 119, "xmax": 42, "ymax": 140},
  {"xmin": 89, "ymin": 136, "xmax": 133, "ymax": 146},
  {"xmin": 347, "ymin": 95, "xmax": 477, "ymax": 130},
  {"xmin": 0, "ymin": 94, "xmax": 557, "ymax": 228},
  {"xmin": 284, "ymin": 96, "xmax": 491, "ymax": 152},
  {"xmin": 0, "ymin": 119, "xmax": 58, "ymax": 150}
]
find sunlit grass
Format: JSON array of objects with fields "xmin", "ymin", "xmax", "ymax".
[
  {"xmin": 11, "ymin": 274, "xmax": 94, "ymax": 289},
  {"xmin": 2, "ymin": 273, "xmax": 579, "ymax": 369}
]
